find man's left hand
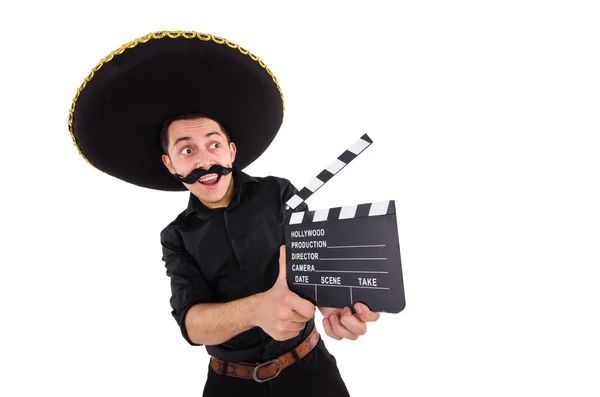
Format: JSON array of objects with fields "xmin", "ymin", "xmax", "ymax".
[{"xmin": 318, "ymin": 303, "xmax": 380, "ymax": 341}]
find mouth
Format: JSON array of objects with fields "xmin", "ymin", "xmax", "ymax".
[{"xmin": 198, "ymin": 173, "xmax": 222, "ymax": 187}]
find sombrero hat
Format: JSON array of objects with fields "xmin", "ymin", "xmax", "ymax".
[{"xmin": 68, "ymin": 30, "xmax": 284, "ymax": 191}]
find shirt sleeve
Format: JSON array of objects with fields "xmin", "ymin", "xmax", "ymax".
[{"xmin": 160, "ymin": 226, "xmax": 215, "ymax": 346}]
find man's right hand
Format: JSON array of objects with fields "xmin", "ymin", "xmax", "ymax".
[{"xmin": 254, "ymin": 245, "xmax": 316, "ymax": 341}]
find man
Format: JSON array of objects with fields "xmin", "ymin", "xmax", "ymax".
[
  {"xmin": 68, "ymin": 30, "xmax": 380, "ymax": 396},
  {"xmin": 159, "ymin": 113, "xmax": 380, "ymax": 396}
]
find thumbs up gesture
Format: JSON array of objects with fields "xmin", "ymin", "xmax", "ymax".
[{"xmin": 254, "ymin": 245, "xmax": 316, "ymax": 341}]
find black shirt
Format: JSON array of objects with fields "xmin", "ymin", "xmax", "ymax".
[{"xmin": 159, "ymin": 170, "xmax": 313, "ymax": 362}]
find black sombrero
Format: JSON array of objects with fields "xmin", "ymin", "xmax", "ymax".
[{"xmin": 68, "ymin": 30, "xmax": 284, "ymax": 191}]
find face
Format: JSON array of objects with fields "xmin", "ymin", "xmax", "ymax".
[{"xmin": 161, "ymin": 118, "xmax": 237, "ymax": 209}]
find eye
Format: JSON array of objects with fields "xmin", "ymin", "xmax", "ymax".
[
  {"xmin": 180, "ymin": 147, "xmax": 192, "ymax": 155},
  {"xmin": 210, "ymin": 142, "xmax": 221, "ymax": 149}
]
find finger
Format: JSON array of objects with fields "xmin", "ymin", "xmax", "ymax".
[
  {"xmin": 318, "ymin": 306, "xmax": 339, "ymax": 318},
  {"xmin": 354, "ymin": 302, "xmax": 380, "ymax": 322},
  {"xmin": 288, "ymin": 293, "xmax": 316, "ymax": 319},
  {"xmin": 283, "ymin": 330, "xmax": 302, "ymax": 338},
  {"xmin": 279, "ymin": 329, "xmax": 302, "ymax": 341},
  {"xmin": 276, "ymin": 245, "xmax": 289, "ymax": 288},
  {"xmin": 329, "ymin": 313, "xmax": 359, "ymax": 340},
  {"xmin": 322, "ymin": 318, "xmax": 342, "ymax": 340},
  {"xmin": 339, "ymin": 308, "xmax": 367, "ymax": 336},
  {"xmin": 284, "ymin": 320, "xmax": 307, "ymax": 332},
  {"xmin": 288, "ymin": 310, "xmax": 312, "ymax": 323}
]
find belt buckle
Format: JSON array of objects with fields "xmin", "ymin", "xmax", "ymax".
[{"xmin": 252, "ymin": 359, "xmax": 281, "ymax": 383}]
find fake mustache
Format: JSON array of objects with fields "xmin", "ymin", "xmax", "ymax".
[{"xmin": 175, "ymin": 163, "xmax": 236, "ymax": 184}]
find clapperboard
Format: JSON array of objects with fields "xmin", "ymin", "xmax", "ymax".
[{"xmin": 284, "ymin": 134, "xmax": 405, "ymax": 314}]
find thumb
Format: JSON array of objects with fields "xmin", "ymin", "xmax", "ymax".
[{"xmin": 276, "ymin": 245, "xmax": 289, "ymax": 288}]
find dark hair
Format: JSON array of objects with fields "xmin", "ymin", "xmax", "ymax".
[{"xmin": 159, "ymin": 113, "xmax": 231, "ymax": 155}]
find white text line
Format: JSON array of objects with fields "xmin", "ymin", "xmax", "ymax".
[
  {"xmin": 319, "ymin": 258, "xmax": 387, "ymax": 261},
  {"xmin": 293, "ymin": 283, "xmax": 389, "ymax": 290},
  {"xmin": 327, "ymin": 245, "xmax": 386, "ymax": 249}
]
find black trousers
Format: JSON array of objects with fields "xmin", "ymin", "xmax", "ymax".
[{"xmin": 202, "ymin": 338, "xmax": 351, "ymax": 397}]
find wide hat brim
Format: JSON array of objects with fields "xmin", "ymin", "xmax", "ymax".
[{"xmin": 69, "ymin": 31, "xmax": 284, "ymax": 191}]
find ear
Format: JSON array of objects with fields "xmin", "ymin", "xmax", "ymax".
[
  {"xmin": 162, "ymin": 154, "xmax": 176, "ymax": 174},
  {"xmin": 229, "ymin": 142, "xmax": 237, "ymax": 163}
]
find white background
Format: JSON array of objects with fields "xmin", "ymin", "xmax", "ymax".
[{"xmin": 1, "ymin": 1, "xmax": 599, "ymax": 396}]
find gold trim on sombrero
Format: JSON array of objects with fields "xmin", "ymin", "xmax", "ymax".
[{"xmin": 67, "ymin": 30, "xmax": 285, "ymax": 171}]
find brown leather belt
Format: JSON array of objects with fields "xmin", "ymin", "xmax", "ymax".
[{"xmin": 209, "ymin": 328, "xmax": 320, "ymax": 382}]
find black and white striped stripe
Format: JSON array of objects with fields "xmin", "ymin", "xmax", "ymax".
[
  {"xmin": 287, "ymin": 200, "xmax": 395, "ymax": 225},
  {"xmin": 285, "ymin": 134, "xmax": 373, "ymax": 211}
]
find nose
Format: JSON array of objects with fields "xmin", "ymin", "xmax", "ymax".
[
  {"xmin": 195, "ymin": 158, "xmax": 216, "ymax": 171},
  {"xmin": 192, "ymin": 153, "xmax": 215, "ymax": 170}
]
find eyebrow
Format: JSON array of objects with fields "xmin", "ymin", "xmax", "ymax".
[
  {"xmin": 173, "ymin": 136, "xmax": 192, "ymax": 147},
  {"xmin": 204, "ymin": 131, "xmax": 221, "ymax": 139},
  {"xmin": 172, "ymin": 131, "xmax": 223, "ymax": 148}
]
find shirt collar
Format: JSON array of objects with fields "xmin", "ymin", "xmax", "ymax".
[{"xmin": 185, "ymin": 170, "xmax": 259, "ymax": 220}]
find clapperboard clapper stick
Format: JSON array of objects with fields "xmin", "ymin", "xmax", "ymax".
[{"xmin": 284, "ymin": 134, "xmax": 405, "ymax": 314}]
